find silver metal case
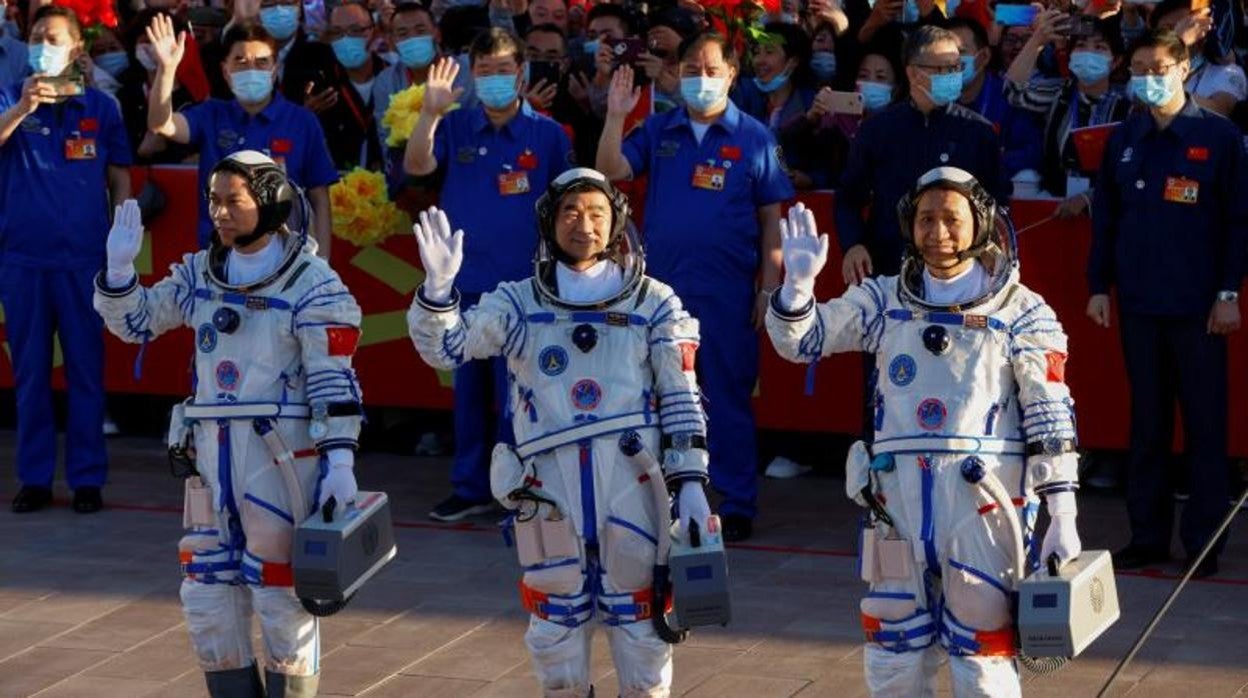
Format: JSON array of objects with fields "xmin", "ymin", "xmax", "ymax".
[
  {"xmin": 293, "ymin": 491, "xmax": 397, "ymax": 602},
  {"xmin": 1018, "ymin": 549, "xmax": 1119, "ymax": 658}
]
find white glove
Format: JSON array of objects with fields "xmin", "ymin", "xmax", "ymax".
[
  {"xmin": 106, "ymin": 199, "xmax": 144, "ymax": 287},
  {"xmin": 318, "ymin": 449, "xmax": 358, "ymax": 510},
  {"xmin": 676, "ymin": 480, "xmax": 711, "ymax": 540},
  {"xmin": 778, "ymin": 202, "xmax": 829, "ymax": 310},
  {"xmin": 1039, "ymin": 491, "xmax": 1082, "ymax": 569},
  {"xmin": 413, "ymin": 206, "xmax": 463, "ymax": 304}
]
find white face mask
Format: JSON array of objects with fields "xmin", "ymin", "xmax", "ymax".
[{"xmin": 136, "ymin": 45, "xmax": 158, "ymax": 72}]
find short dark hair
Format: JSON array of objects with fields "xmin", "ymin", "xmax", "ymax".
[
  {"xmin": 391, "ymin": 1, "xmax": 435, "ymax": 27},
  {"xmin": 943, "ymin": 17, "xmax": 988, "ymax": 52},
  {"xmin": 677, "ymin": 30, "xmax": 738, "ymax": 68},
  {"xmin": 903, "ymin": 24, "xmax": 959, "ymax": 66},
  {"xmin": 525, "ymin": 22, "xmax": 566, "ymax": 44},
  {"xmin": 469, "ymin": 26, "xmax": 523, "ymax": 66},
  {"xmin": 221, "ymin": 22, "xmax": 279, "ymax": 58},
  {"xmin": 586, "ymin": 3, "xmax": 635, "ymax": 36},
  {"xmin": 32, "ymin": 5, "xmax": 81, "ymax": 40},
  {"xmin": 1075, "ymin": 18, "xmax": 1125, "ymax": 56},
  {"xmin": 1129, "ymin": 28, "xmax": 1188, "ymax": 64}
]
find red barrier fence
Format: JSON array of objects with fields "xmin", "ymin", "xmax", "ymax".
[{"xmin": 5, "ymin": 166, "xmax": 1244, "ymax": 454}]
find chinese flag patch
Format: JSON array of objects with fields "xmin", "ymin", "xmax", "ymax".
[
  {"xmin": 1187, "ymin": 146, "xmax": 1209, "ymax": 162},
  {"xmin": 679, "ymin": 342, "xmax": 698, "ymax": 371},
  {"xmin": 271, "ymin": 138, "xmax": 293, "ymax": 154},
  {"xmin": 517, "ymin": 150, "xmax": 538, "ymax": 170},
  {"xmin": 79, "ymin": 118, "xmax": 98, "ymax": 132},
  {"xmin": 1045, "ymin": 351, "xmax": 1067, "ymax": 383},
  {"xmin": 326, "ymin": 327, "xmax": 361, "ymax": 356},
  {"xmin": 719, "ymin": 145, "xmax": 741, "ymax": 161}
]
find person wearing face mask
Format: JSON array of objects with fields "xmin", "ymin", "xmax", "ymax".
[
  {"xmin": 836, "ymin": 25, "xmax": 1009, "ymax": 289},
  {"xmin": 116, "ymin": 10, "xmax": 202, "ymax": 163},
  {"xmin": 0, "ymin": 5, "xmax": 132, "ymax": 516},
  {"xmin": 146, "ymin": 17, "xmax": 338, "ymax": 256},
  {"xmin": 1006, "ymin": 11, "xmax": 1131, "ymax": 216},
  {"xmin": 372, "ymin": 1, "xmax": 473, "ymax": 150},
  {"xmin": 735, "ymin": 22, "xmax": 815, "ymax": 137},
  {"xmin": 1088, "ymin": 29, "xmax": 1248, "ymax": 580},
  {"xmin": 95, "ymin": 152, "xmax": 363, "ymax": 698},
  {"xmin": 597, "ymin": 32, "xmax": 795, "ymax": 542},
  {"xmin": 309, "ymin": 0, "xmax": 384, "ymax": 170},
  {"xmin": 947, "ymin": 18, "xmax": 1041, "ymax": 181},
  {"xmin": 523, "ymin": 23, "xmax": 599, "ymax": 163},
  {"xmin": 404, "ymin": 29, "xmax": 574, "ymax": 523},
  {"xmin": 1152, "ymin": 0, "xmax": 1246, "ymax": 117}
]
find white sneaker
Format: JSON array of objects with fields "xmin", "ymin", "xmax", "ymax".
[{"xmin": 102, "ymin": 415, "xmax": 120, "ymax": 436}]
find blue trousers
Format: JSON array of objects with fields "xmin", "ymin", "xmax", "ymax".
[
  {"xmin": 0, "ymin": 265, "xmax": 107, "ymax": 489},
  {"xmin": 1120, "ymin": 311, "xmax": 1230, "ymax": 558},
  {"xmin": 683, "ymin": 291, "xmax": 760, "ymax": 519},
  {"xmin": 451, "ymin": 292, "xmax": 514, "ymax": 502}
]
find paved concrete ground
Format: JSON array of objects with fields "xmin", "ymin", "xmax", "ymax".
[{"xmin": 0, "ymin": 434, "xmax": 1245, "ymax": 697}]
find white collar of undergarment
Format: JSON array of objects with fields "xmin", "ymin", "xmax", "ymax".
[
  {"xmin": 555, "ymin": 260, "xmax": 624, "ymax": 303},
  {"xmin": 226, "ymin": 236, "xmax": 285, "ymax": 286},
  {"xmin": 923, "ymin": 261, "xmax": 989, "ymax": 306}
]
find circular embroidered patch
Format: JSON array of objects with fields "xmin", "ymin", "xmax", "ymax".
[
  {"xmin": 570, "ymin": 379, "xmax": 603, "ymax": 411},
  {"xmin": 215, "ymin": 360, "xmax": 241, "ymax": 392},
  {"xmin": 916, "ymin": 398, "xmax": 947, "ymax": 431},
  {"xmin": 538, "ymin": 345, "xmax": 569, "ymax": 377},
  {"xmin": 888, "ymin": 354, "xmax": 917, "ymax": 387},
  {"xmin": 197, "ymin": 323, "xmax": 218, "ymax": 353}
]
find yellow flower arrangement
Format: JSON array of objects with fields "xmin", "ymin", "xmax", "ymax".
[
  {"xmin": 330, "ymin": 168, "xmax": 411, "ymax": 247},
  {"xmin": 382, "ymin": 83, "xmax": 458, "ymax": 148}
]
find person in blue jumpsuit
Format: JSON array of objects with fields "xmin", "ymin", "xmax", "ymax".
[
  {"xmin": 144, "ymin": 17, "xmax": 338, "ymax": 254},
  {"xmin": 0, "ymin": 5, "xmax": 132, "ymax": 513},
  {"xmin": 1088, "ymin": 29, "xmax": 1248, "ymax": 579},
  {"xmin": 403, "ymin": 28, "xmax": 573, "ymax": 521},
  {"xmin": 836, "ymin": 24, "xmax": 1010, "ymax": 285},
  {"xmin": 597, "ymin": 31, "xmax": 794, "ymax": 541}
]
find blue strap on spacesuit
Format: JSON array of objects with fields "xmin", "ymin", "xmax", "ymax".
[
  {"xmin": 884, "ymin": 309, "xmax": 1008, "ymax": 332},
  {"xmin": 193, "ymin": 288, "xmax": 292, "ymax": 310}
]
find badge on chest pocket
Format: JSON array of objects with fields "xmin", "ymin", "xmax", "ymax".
[
  {"xmin": 691, "ymin": 163, "xmax": 726, "ymax": 191},
  {"xmin": 65, "ymin": 137, "xmax": 96, "ymax": 160},
  {"xmin": 498, "ymin": 170, "xmax": 531, "ymax": 196},
  {"xmin": 1163, "ymin": 176, "xmax": 1199, "ymax": 204}
]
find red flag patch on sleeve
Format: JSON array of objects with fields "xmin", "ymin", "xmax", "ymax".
[
  {"xmin": 326, "ymin": 327, "xmax": 361, "ymax": 356},
  {"xmin": 1045, "ymin": 351, "xmax": 1067, "ymax": 382},
  {"xmin": 679, "ymin": 342, "xmax": 698, "ymax": 371}
]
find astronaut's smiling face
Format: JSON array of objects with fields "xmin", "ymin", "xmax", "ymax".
[
  {"xmin": 555, "ymin": 189, "xmax": 612, "ymax": 269},
  {"xmin": 208, "ymin": 172, "xmax": 262, "ymax": 248},
  {"xmin": 913, "ymin": 188, "xmax": 974, "ymax": 276}
]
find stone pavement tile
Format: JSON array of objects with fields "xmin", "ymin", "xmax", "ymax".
[
  {"xmin": 1127, "ymin": 680, "xmax": 1248, "ymax": 698},
  {"xmin": 145, "ymin": 669, "xmax": 210, "ymax": 698},
  {"xmin": 319, "ymin": 616, "xmax": 385, "ymax": 654},
  {"xmin": 669, "ymin": 646, "xmax": 747, "ymax": 696},
  {"xmin": 468, "ymin": 676, "xmax": 550, "ymax": 697},
  {"xmin": 681, "ymin": 672, "xmax": 810, "ymax": 698},
  {"xmin": 347, "ymin": 607, "xmax": 492, "ymax": 653},
  {"xmin": 0, "ymin": 647, "xmax": 114, "ymax": 698},
  {"xmin": 0, "ymin": 619, "xmax": 74, "ymax": 662},
  {"xmin": 30, "ymin": 674, "xmax": 166, "ymax": 698},
  {"xmin": 319, "ymin": 645, "xmax": 423, "ymax": 696},
  {"xmin": 723, "ymin": 646, "xmax": 858, "ymax": 682},
  {"xmin": 0, "ymin": 590, "xmax": 136, "ymax": 627},
  {"xmin": 334, "ymin": 580, "xmax": 425, "ymax": 624},
  {"xmin": 357, "ymin": 674, "xmax": 486, "ymax": 698},
  {"xmin": 42, "ymin": 593, "xmax": 185, "ymax": 652},
  {"xmin": 401, "ymin": 616, "xmax": 531, "ymax": 682},
  {"xmin": 788, "ymin": 669, "xmax": 873, "ymax": 698},
  {"xmin": 0, "ymin": 591, "xmax": 47, "ymax": 616},
  {"xmin": 83, "ymin": 628, "xmax": 200, "ymax": 682}
]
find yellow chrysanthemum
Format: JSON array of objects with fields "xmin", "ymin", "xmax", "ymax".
[
  {"xmin": 382, "ymin": 83, "xmax": 459, "ymax": 148},
  {"xmin": 329, "ymin": 168, "xmax": 409, "ymax": 247}
]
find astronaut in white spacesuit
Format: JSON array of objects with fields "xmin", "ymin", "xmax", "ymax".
[
  {"xmin": 407, "ymin": 168, "xmax": 711, "ymax": 698},
  {"xmin": 94, "ymin": 151, "xmax": 363, "ymax": 698},
  {"xmin": 767, "ymin": 167, "xmax": 1083, "ymax": 697}
]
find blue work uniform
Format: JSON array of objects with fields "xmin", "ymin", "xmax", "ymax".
[
  {"xmin": 0, "ymin": 82, "xmax": 132, "ymax": 490},
  {"xmin": 964, "ymin": 72, "xmax": 1043, "ymax": 179},
  {"xmin": 0, "ymin": 32, "xmax": 27, "ymax": 87},
  {"xmin": 835, "ymin": 100, "xmax": 1011, "ymax": 276},
  {"xmin": 1090, "ymin": 97, "xmax": 1248, "ymax": 561},
  {"xmin": 432, "ymin": 101, "xmax": 573, "ymax": 503},
  {"xmin": 621, "ymin": 101, "xmax": 794, "ymax": 519},
  {"xmin": 182, "ymin": 94, "xmax": 339, "ymax": 247}
]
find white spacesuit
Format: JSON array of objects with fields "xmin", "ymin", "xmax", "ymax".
[
  {"xmin": 407, "ymin": 169, "xmax": 711, "ymax": 698},
  {"xmin": 766, "ymin": 168, "xmax": 1082, "ymax": 697},
  {"xmin": 94, "ymin": 152, "xmax": 363, "ymax": 698}
]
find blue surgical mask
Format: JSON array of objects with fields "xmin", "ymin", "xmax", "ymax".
[
  {"xmin": 583, "ymin": 39, "xmax": 600, "ymax": 56},
  {"xmin": 752, "ymin": 69, "xmax": 790, "ymax": 93},
  {"xmin": 259, "ymin": 5, "xmax": 300, "ymax": 41},
  {"xmin": 230, "ymin": 69, "xmax": 275, "ymax": 103},
  {"xmin": 1068, "ymin": 50, "xmax": 1110, "ymax": 84},
  {"xmin": 680, "ymin": 76, "xmax": 727, "ymax": 112},
  {"xmin": 331, "ymin": 36, "xmax": 370, "ymax": 69},
  {"xmin": 475, "ymin": 73, "xmax": 518, "ymax": 108},
  {"xmin": 28, "ymin": 42, "xmax": 71, "ymax": 76},
  {"xmin": 924, "ymin": 71, "xmax": 963, "ymax": 105},
  {"xmin": 960, "ymin": 55, "xmax": 977, "ymax": 84},
  {"xmin": 811, "ymin": 51, "xmax": 837, "ymax": 82},
  {"xmin": 396, "ymin": 35, "xmax": 436, "ymax": 68},
  {"xmin": 858, "ymin": 80, "xmax": 892, "ymax": 111},
  {"xmin": 1130, "ymin": 73, "xmax": 1177, "ymax": 107},
  {"xmin": 95, "ymin": 50, "xmax": 130, "ymax": 78}
]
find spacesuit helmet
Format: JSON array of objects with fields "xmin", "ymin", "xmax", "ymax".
[
  {"xmin": 207, "ymin": 150, "xmax": 296, "ymax": 248},
  {"xmin": 532, "ymin": 167, "xmax": 645, "ymax": 308},
  {"xmin": 895, "ymin": 166, "xmax": 1019, "ymax": 308}
]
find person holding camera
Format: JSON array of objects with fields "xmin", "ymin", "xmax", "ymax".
[{"xmin": 0, "ymin": 5, "xmax": 132, "ymax": 514}]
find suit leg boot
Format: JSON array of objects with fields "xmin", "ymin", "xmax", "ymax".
[
  {"xmin": 265, "ymin": 670, "xmax": 319, "ymax": 698},
  {"xmin": 204, "ymin": 665, "xmax": 264, "ymax": 698}
]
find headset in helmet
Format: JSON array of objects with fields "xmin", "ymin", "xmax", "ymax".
[{"xmin": 207, "ymin": 150, "xmax": 295, "ymax": 248}]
